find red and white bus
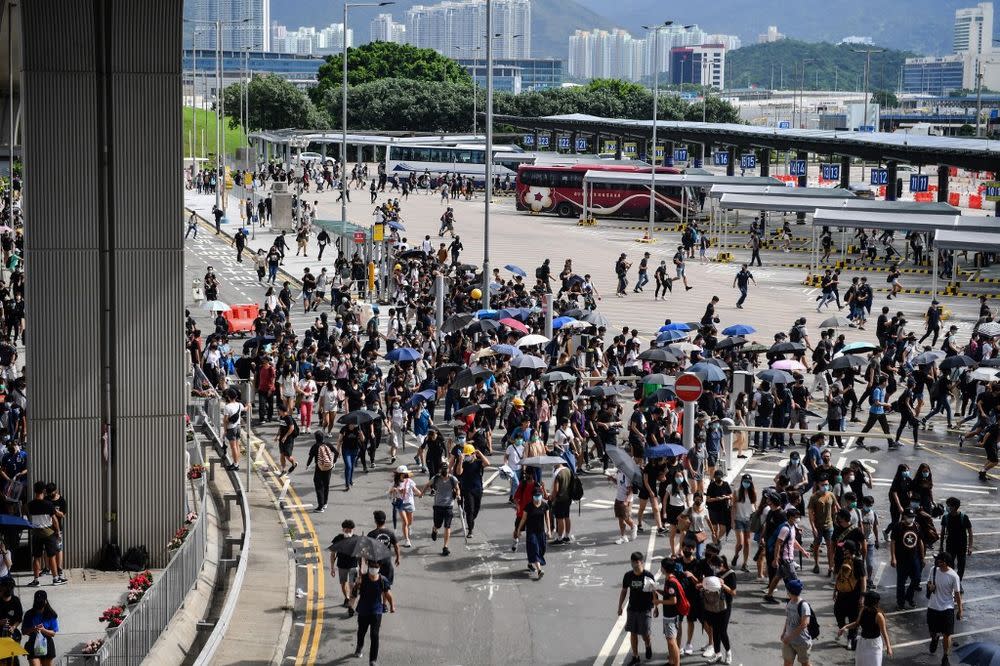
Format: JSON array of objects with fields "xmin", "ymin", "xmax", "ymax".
[{"xmin": 515, "ymin": 163, "xmax": 694, "ymax": 221}]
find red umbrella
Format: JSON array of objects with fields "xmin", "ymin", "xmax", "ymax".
[{"xmin": 499, "ymin": 317, "xmax": 529, "ymax": 334}]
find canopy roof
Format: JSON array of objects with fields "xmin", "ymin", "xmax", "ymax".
[
  {"xmin": 581, "ymin": 170, "xmax": 781, "ymax": 187},
  {"xmin": 709, "ymin": 185, "xmax": 854, "ymax": 199},
  {"xmin": 933, "ymin": 229, "xmax": 1000, "ymax": 252},
  {"xmin": 718, "ymin": 194, "xmax": 961, "ymax": 215},
  {"xmin": 813, "ymin": 209, "xmax": 999, "ymax": 233}
]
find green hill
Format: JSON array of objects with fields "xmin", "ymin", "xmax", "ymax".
[{"xmin": 726, "ymin": 40, "xmax": 916, "ymax": 92}]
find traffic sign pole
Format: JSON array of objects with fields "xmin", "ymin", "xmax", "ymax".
[{"xmin": 675, "ymin": 373, "xmax": 703, "ymax": 451}]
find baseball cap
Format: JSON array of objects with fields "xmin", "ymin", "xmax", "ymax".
[
  {"xmin": 785, "ymin": 578, "xmax": 804, "ymax": 595},
  {"xmin": 903, "ymin": 507, "xmax": 916, "ymax": 517}
]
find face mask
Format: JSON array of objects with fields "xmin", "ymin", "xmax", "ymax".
[
  {"xmin": 822, "ymin": 484, "xmax": 830, "ymax": 493},
  {"xmin": 844, "ymin": 475, "xmax": 854, "ymax": 484},
  {"xmin": 862, "ymin": 506, "xmax": 872, "ymax": 513},
  {"xmin": 902, "ymin": 471, "xmax": 911, "ymax": 479},
  {"xmin": 694, "ymin": 499, "xmax": 703, "ymax": 506},
  {"xmin": 850, "ymin": 501, "xmax": 858, "ymax": 508},
  {"xmin": 675, "ymin": 475, "xmax": 684, "ymax": 483},
  {"xmin": 742, "ymin": 481, "xmax": 751, "ymax": 489},
  {"xmin": 532, "ymin": 496, "xmax": 543, "ymax": 505},
  {"xmin": 790, "ymin": 459, "xmax": 800, "ymax": 466},
  {"xmin": 921, "ymin": 471, "xmax": 930, "ymax": 478}
]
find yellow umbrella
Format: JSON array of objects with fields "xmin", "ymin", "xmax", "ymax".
[{"xmin": 0, "ymin": 637, "xmax": 27, "ymax": 659}]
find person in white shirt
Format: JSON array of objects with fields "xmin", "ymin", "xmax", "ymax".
[
  {"xmin": 388, "ymin": 400, "xmax": 406, "ymax": 466},
  {"xmin": 421, "ymin": 235, "xmax": 433, "ymax": 255},
  {"xmin": 504, "ymin": 437, "xmax": 524, "ymax": 501},
  {"xmin": 925, "ymin": 551, "xmax": 963, "ymax": 664},
  {"xmin": 613, "ymin": 469, "xmax": 636, "ymax": 544}
]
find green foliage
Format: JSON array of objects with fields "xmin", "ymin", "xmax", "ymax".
[
  {"xmin": 182, "ymin": 107, "xmax": 246, "ymax": 159},
  {"xmin": 957, "ymin": 123, "xmax": 976, "ymax": 136},
  {"xmin": 223, "ymin": 74, "xmax": 327, "ymax": 132},
  {"xmin": 313, "ymin": 42, "xmax": 470, "ymax": 101},
  {"xmin": 871, "ymin": 89, "xmax": 899, "ymax": 109},
  {"xmin": 727, "ymin": 40, "xmax": 914, "ymax": 92}
]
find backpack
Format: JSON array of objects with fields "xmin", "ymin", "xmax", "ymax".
[
  {"xmin": 668, "ymin": 575, "xmax": 691, "ymax": 616},
  {"xmin": 316, "ymin": 443, "xmax": 334, "ymax": 472},
  {"xmin": 835, "ymin": 560, "xmax": 858, "ymax": 593},
  {"xmin": 798, "ymin": 600, "xmax": 821, "ymax": 640},
  {"xmin": 569, "ymin": 474, "xmax": 585, "ymax": 501},
  {"xmin": 702, "ymin": 581, "xmax": 726, "ymax": 614},
  {"xmin": 122, "ymin": 545, "xmax": 150, "ymax": 572},
  {"xmin": 99, "ymin": 543, "xmax": 122, "ymax": 571},
  {"xmin": 789, "ymin": 326, "xmax": 802, "ymax": 343},
  {"xmin": 767, "ymin": 521, "xmax": 790, "ymax": 555},
  {"xmin": 748, "ymin": 506, "xmax": 764, "ymax": 534},
  {"xmin": 757, "ymin": 392, "xmax": 775, "ymax": 417},
  {"xmin": 227, "ymin": 405, "xmax": 242, "ymax": 426}
]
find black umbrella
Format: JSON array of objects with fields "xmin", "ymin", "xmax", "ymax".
[
  {"xmin": 584, "ymin": 384, "xmax": 630, "ymax": 398},
  {"xmin": 328, "ymin": 535, "xmax": 391, "ymax": 562},
  {"xmin": 638, "ymin": 348, "xmax": 679, "ymax": 363},
  {"xmin": 442, "ymin": 313, "xmax": 475, "ymax": 333},
  {"xmin": 757, "ymin": 369, "xmax": 794, "ymax": 384},
  {"xmin": 580, "ymin": 311, "xmax": 610, "ymax": 327},
  {"xmin": 981, "ymin": 357, "xmax": 1000, "ymax": 368},
  {"xmin": 467, "ymin": 319, "xmax": 502, "ymax": 335},
  {"xmin": 396, "ymin": 249, "xmax": 427, "ymax": 260},
  {"xmin": 941, "ymin": 354, "xmax": 975, "ymax": 370},
  {"xmin": 562, "ymin": 308, "xmax": 587, "ymax": 319},
  {"xmin": 715, "ymin": 336, "xmax": 746, "ymax": 350},
  {"xmin": 770, "ymin": 342, "xmax": 806, "ymax": 354},
  {"xmin": 701, "ymin": 357, "xmax": 730, "ymax": 370},
  {"xmin": 456, "ymin": 263, "xmax": 478, "ymax": 273},
  {"xmin": 453, "ymin": 403, "xmax": 492, "ymax": 418},
  {"xmin": 829, "ymin": 355, "xmax": 866, "ymax": 371},
  {"xmin": 434, "ymin": 363, "xmax": 463, "ymax": 381},
  {"xmin": 452, "ymin": 366, "xmax": 494, "ymax": 390},
  {"xmin": 242, "ymin": 335, "xmax": 275, "ymax": 353},
  {"xmin": 338, "ymin": 410, "xmax": 381, "ymax": 425},
  {"xmin": 642, "ymin": 387, "xmax": 678, "ymax": 406}
]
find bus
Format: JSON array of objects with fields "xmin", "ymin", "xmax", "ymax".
[
  {"xmin": 384, "ymin": 143, "xmax": 518, "ymax": 184},
  {"xmin": 515, "ymin": 163, "xmax": 694, "ymax": 221}
]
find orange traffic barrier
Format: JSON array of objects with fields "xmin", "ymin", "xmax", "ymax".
[
  {"xmin": 970, "ymin": 194, "xmax": 983, "ymax": 209},
  {"xmin": 948, "ymin": 192, "xmax": 961, "ymax": 206},
  {"xmin": 223, "ymin": 303, "xmax": 260, "ymax": 335}
]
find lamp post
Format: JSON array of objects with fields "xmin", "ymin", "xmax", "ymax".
[
  {"xmin": 482, "ymin": 0, "xmax": 494, "ymax": 309},
  {"xmin": 454, "ymin": 46, "xmax": 482, "ymax": 136},
  {"xmin": 342, "ymin": 2, "xmax": 394, "ymax": 228},
  {"xmin": 641, "ymin": 20, "xmax": 673, "ymax": 243},
  {"xmin": 797, "ymin": 58, "xmax": 815, "ymax": 128},
  {"xmin": 852, "ymin": 47, "xmax": 884, "ymax": 132}
]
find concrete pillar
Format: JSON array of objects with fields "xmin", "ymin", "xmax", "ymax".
[
  {"xmin": 664, "ymin": 141, "xmax": 674, "ymax": 167},
  {"xmin": 726, "ymin": 147, "xmax": 736, "ymax": 177},
  {"xmin": 532, "ymin": 129, "xmax": 539, "ymax": 152},
  {"xmin": 760, "ymin": 149, "xmax": 770, "ymax": 177},
  {"xmin": 549, "ymin": 130, "xmax": 557, "ymax": 153},
  {"xmin": 615, "ymin": 136, "xmax": 624, "ymax": 160},
  {"xmin": 694, "ymin": 144, "xmax": 704, "ymax": 169},
  {"xmin": 22, "ymin": 0, "xmax": 186, "ymax": 567},
  {"xmin": 840, "ymin": 155, "xmax": 851, "ymax": 190},
  {"xmin": 796, "ymin": 150, "xmax": 809, "ymax": 223},
  {"xmin": 937, "ymin": 164, "xmax": 950, "ymax": 203},
  {"xmin": 886, "ymin": 160, "xmax": 898, "ymax": 201},
  {"xmin": 571, "ymin": 131, "xmax": 578, "ymax": 154},
  {"xmin": 595, "ymin": 132, "xmax": 602, "ymax": 155}
]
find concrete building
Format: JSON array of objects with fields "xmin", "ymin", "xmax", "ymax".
[
  {"xmin": 645, "ymin": 24, "xmax": 708, "ymax": 75},
  {"xmin": 903, "ymin": 55, "xmax": 967, "ymax": 95},
  {"xmin": 369, "ymin": 13, "xmax": 406, "ymax": 43},
  {"xmin": 457, "ymin": 57, "xmax": 562, "ymax": 90},
  {"xmin": 405, "ymin": 0, "xmax": 531, "ymax": 59},
  {"xmin": 670, "ymin": 44, "xmax": 726, "ymax": 89},
  {"xmin": 568, "ymin": 28, "xmax": 644, "ymax": 81},
  {"xmin": 954, "ymin": 2, "xmax": 994, "ymax": 55},
  {"xmin": 758, "ymin": 25, "xmax": 785, "ymax": 44},
  {"xmin": 270, "ymin": 22, "xmax": 352, "ymax": 56},
  {"xmin": 183, "ymin": 49, "xmax": 325, "ymax": 94},
  {"xmin": 187, "ymin": 0, "xmax": 271, "ymax": 52}
]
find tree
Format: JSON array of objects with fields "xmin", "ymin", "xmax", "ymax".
[
  {"xmin": 315, "ymin": 78, "xmax": 476, "ymax": 132},
  {"xmin": 957, "ymin": 123, "xmax": 976, "ymax": 136},
  {"xmin": 871, "ymin": 89, "xmax": 899, "ymax": 109},
  {"xmin": 223, "ymin": 74, "xmax": 327, "ymax": 131},
  {"xmin": 313, "ymin": 42, "xmax": 470, "ymax": 102}
]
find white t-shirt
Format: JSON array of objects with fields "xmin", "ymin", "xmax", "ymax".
[
  {"xmin": 222, "ymin": 402, "xmax": 243, "ymax": 430},
  {"xmin": 927, "ymin": 566, "xmax": 962, "ymax": 611},
  {"xmin": 615, "ymin": 471, "xmax": 632, "ymax": 502},
  {"xmin": 298, "ymin": 379, "xmax": 317, "ymax": 403},
  {"xmin": 505, "ymin": 443, "xmax": 524, "ymax": 471}
]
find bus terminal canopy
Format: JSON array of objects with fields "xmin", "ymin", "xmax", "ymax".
[
  {"xmin": 580, "ymin": 171, "xmax": 782, "ymax": 187},
  {"xmin": 812, "ymin": 208, "xmax": 998, "ymax": 233},
  {"xmin": 718, "ymin": 195, "xmax": 961, "ymax": 215},
  {"xmin": 709, "ymin": 185, "xmax": 854, "ymax": 199},
  {"xmin": 934, "ymin": 229, "xmax": 1000, "ymax": 253}
]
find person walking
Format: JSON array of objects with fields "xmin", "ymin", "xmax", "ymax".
[
  {"xmin": 702, "ymin": 554, "xmax": 737, "ymax": 664},
  {"xmin": 939, "ymin": 497, "xmax": 973, "ymax": 585},
  {"xmin": 920, "ymin": 300, "xmax": 943, "ymax": 346},
  {"xmin": 633, "ymin": 252, "xmax": 650, "ymax": 293},
  {"xmin": 185, "ymin": 211, "xmax": 199, "ymax": 239},
  {"xmin": 21, "ymin": 590, "xmax": 59, "ymax": 666},
  {"xmin": 890, "ymin": 507, "xmax": 925, "ymax": 610},
  {"xmin": 337, "ymin": 422, "xmax": 366, "ymax": 492},
  {"xmin": 780, "ymin": 578, "xmax": 814, "ymax": 666},
  {"xmin": 307, "ymin": 432, "xmax": 335, "ymax": 512},
  {"xmin": 654, "ymin": 260, "xmax": 672, "ymax": 300},
  {"xmin": 615, "ymin": 253, "xmax": 631, "ymax": 297},
  {"xmin": 367, "ymin": 510, "xmax": 401, "ymax": 584},
  {"xmin": 222, "ymin": 392, "xmax": 245, "ymax": 472},
  {"xmin": 673, "ymin": 246, "xmax": 692, "ymax": 291},
  {"xmin": 329, "ymin": 520, "xmax": 360, "ymax": 615},
  {"xmin": 748, "ymin": 231, "xmax": 763, "ymax": 267},
  {"xmin": 839, "ymin": 591, "xmax": 893, "ymax": 666},
  {"xmin": 513, "ymin": 486, "xmax": 549, "ymax": 579},
  {"xmin": 855, "ymin": 376, "xmax": 894, "ymax": 450},
  {"xmin": 455, "ymin": 444, "xmax": 488, "ymax": 539},
  {"xmin": 276, "ymin": 404, "xmax": 299, "ymax": 476},
  {"xmin": 733, "ymin": 264, "xmax": 756, "ymax": 309},
  {"xmin": 422, "ymin": 464, "xmax": 460, "ymax": 556},
  {"xmin": 389, "ymin": 466, "xmax": 421, "ymax": 548},
  {"xmin": 351, "ymin": 560, "xmax": 395, "ymax": 666},
  {"xmin": 655, "ymin": 557, "xmax": 686, "ymax": 666},
  {"xmin": 618, "ymin": 551, "xmax": 656, "ymax": 665},
  {"xmin": 925, "ymin": 551, "xmax": 963, "ymax": 666}
]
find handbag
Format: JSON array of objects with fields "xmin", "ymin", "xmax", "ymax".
[
  {"xmin": 691, "ymin": 531, "xmax": 708, "ymax": 544},
  {"xmin": 3, "ymin": 479, "xmax": 23, "ymax": 503}
]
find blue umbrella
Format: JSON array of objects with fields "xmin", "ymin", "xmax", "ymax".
[
  {"xmin": 656, "ymin": 329, "xmax": 689, "ymax": 344},
  {"xmin": 0, "ymin": 514, "xmax": 33, "ymax": 529},
  {"xmin": 386, "ymin": 347, "xmax": 422, "ymax": 362},
  {"xmin": 498, "ymin": 307, "xmax": 536, "ymax": 321},
  {"xmin": 722, "ymin": 324, "xmax": 756, "ymax": 336},
  {"xmin": 688, "ymin": 362, "xmax": 727, "ymax": 382},
  {"xmin": 552, "ymin": 316, "xmax": 580, "ymax": 330},
  {"xmin": 504, "ymin": 264, "xmax": 527, "ymax": 277},
  {"xmin": 387, "ymin": 220, "xmax": 405, "ymax": 231},
  {"xmin": 475, "ymin": 309, "xmax": 501, "ymax": 320},
  {"xmin": 490, "ymin": 343, "xmax": 522, "ymax": 357},
  {"xmin": 646, "ymin": 443, "xmax": 688, "ymax": 459},
  {"xmin": 954, "ymin": 642, "xmax": 1000, "ymax": 666},
  {"xmin": 659, "ymin": 322, "xmax": 692, "ymax": 332}
]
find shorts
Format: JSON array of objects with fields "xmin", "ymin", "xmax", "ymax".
[
  {"xmin": 32, "ymin": 534, "xmax": 59, "ymax": 558},
  {"xmin": 225, "ymin": 426, "xmax": 241, "ymax": 442},
  {"xmin": 812, "ymin": 528, "xmax": 833, "ymax": 547},
  {"xmin": 927, "ymin": 607, "xmax": 955, "ymax": 636},
  {"xmin": 337, "ymin": 566, "xmax": 359, "ymax": 585},
  {"xmin": 707, "ymin": 452, "xmax": 719, "ymax": 467},
  {"xmin": 734, "ymin": 519, "xmax": 750, "ymax": 532},
  {"xmin": 625, "ymin": 609, "xmax": 652, "ymax": 636},
  {"xmin": 614, "ymin": 500, "xmax": 630, "ymax": 520},
  {"xmin": 279, "ymin": 439, "xmax": 295, "ymax": 457},
  {"xmin": 662, "ymin": 614, "xmax": 680, "ymax": 639},
  {"xmin": 779, "ymin": 559, "xmax": 798, "ymax": 581},
  {"xmin": 553, "ymin": 500, "xmax": 572, "ymax": 519},
  {"xmin": 986, "ymin": 439, "xmax": 999, "ymax": 464},
  {"xmin": 637, "ymin": 486, "xmax": 651, "ymax": 501},
  {"xmin": 666, "ymin": 504, "xmax": 684, "ymax": 526},
  {"xmin": 432, "ymin": 505, "xmax": 454, "ymax": 530},
  {"xmin": 781, "ymin": 641, "xmax": 812, "ymax": 663},
  {"xmin": 398, "ymin": 502, "xmax": 415, "ymax": 513},
  {"xmin": 675, "ymin": 265, "xmax": 686, "ymax": 278}
]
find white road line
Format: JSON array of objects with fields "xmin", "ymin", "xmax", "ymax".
[
  {"xmin": 892, "ymin": 624, "xmax": 1000, "ymax": 650},
  {"xmin": 885, "ymin": 593, "xmax": 1000, "ymax": 616},
  {"xmin": 883, "ymin": 570, "xmax": 996, "ymax": 589},
  {"xmin": 594, "ymin": 528, "xmax": 658, "ymax": 666}
]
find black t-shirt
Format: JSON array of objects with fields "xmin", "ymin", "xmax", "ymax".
[
  {"xmin": 891, "ymin": 521, "xmax": 922, "ymax": 558},
  {"xmin": 523, "ymin": 501, "xmax": 548, "ymax": 534},
  {"xmin": 660, "ymin": 576, "xmax": 681, "ymax": 617},
  {"xmin": 942, "ymin": 511, "xmax": 972, "ymax": 551},
  {"xmin": 331, "ymin": 533, "xmax": 359, "ymax": 569},
  {"xmin": 706, "ymin": 481, "xmax": 732, "ymax": 515},
  {"xmin": 622, "ymin": 570, "xmax": 655, "ymax": 612},
  {"xmin": 367, "ymin": 527, "xmax": 398, "ymax": 577},
  {"xmin": 0, "ymin": 595, "xmax": 22, "ymax": 627},
  {"xmin": 279, "ymin": 415, "xmax": 297, "ymax": 441},
  {"xmin": 345, "ymin": 386, "xmax": 364, "ymax": 411}
]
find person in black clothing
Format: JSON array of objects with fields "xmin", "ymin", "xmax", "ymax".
[
  {"xmin": 317, "ymin": 229, "xmax": 331, "ymax": 260},
  {"xmin": 234, "ymin": 228, "xmax": 246, "ymax": 262},
  {"xmin": 276, "ymin": 404, "xmax": 299, "ymax": 476},
  {"xmin": 893, "ymin": 378, "xmax": 920, "ymax": 449},
  {"xmin": 633, "ymin": 252, "xmax": 650, "ymax": 293},
  {"xmin": 513, "ymin": 488, "xmax": 549, "ymax": 579},
  {"xmin": 306, "ymin": 432, "xmax": 334, "ymax": 512},
  {"xmin": 832, "ymin": 541, "xmax": 867, "ymax": 651},
  {"xmin": 940, "ymin": 497, "xmax": 973, "ymax": 584},
  {"xmin": 455, "ymin": 446, "xmax": 489, "ymax": 538},
  {"xmin": 733, "ymin": 264, "xmax": 756, "ymax": 309},
  {"xmin": 367, "ymin": 510, "xmax": 401, "ymax": 585},
  {"xmin": 920, "ymin": 300, "xmax": 943, "ymax": 346},
  {"xmin": 890, "ymin": 507, "xmax": 924, "ymax": 610},
  {"xmin": 212, "ymin": 205, "xmax": 223, "ymax": 234},
  {"xmin": 618, "ymin": 551, "xmax": 655, "ymax": 665},
  {"xmin": 654, "ymin": 260, "xmax": 672, "ymax": 300},
  {"xmin": 701, "ymin": 296, "xmax": 719, "ymax": 328},
  {"xmin": 351, "ymin": 561, "xmax": 393, "ymax": 664},
  {"xmin": 273, "ymin": 231, "xmax": 288, "ymax": 262}
]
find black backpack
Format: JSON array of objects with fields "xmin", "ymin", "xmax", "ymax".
[
  {"xmin": 569, "ymin": 474, "xmax": 585, "ymax": 501},
  {"xmin": 789, "ymin": 326, "xmax": 803, "ymax": 343},
  {"xmin": 99, "ymin": 543, "xmax": 122, "ymax": 571},
  {"xmin": 798, "ymin": 600, "xmax": 821, "ymax": 640},
  {"xmin": 122, "ymin": 545, "xmax": 150, "ymax": 572},
  {"xmin": 757, "ymin": 392, "xmax": 775, "ymax": 417}
]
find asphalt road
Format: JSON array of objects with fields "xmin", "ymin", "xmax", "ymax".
[{"xmin": 184, "ymin": 205, "xmax": 1000, "ymax": 666}]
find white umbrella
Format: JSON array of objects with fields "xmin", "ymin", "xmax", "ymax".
[
  {"xmin": 668, "ymin": 342, "xmax": 700, "ymax": 354},
  {"xmin": 516, "ymin": 334, "xmax": 550, "ymax": 348},
  {"xmin": 471, "ymin": 348, "xmax": 496, "ymax": 362},
  {"xmin": 968, "ymin": 367, "xmax": 1000, "ymax": 382},
  {"xmin": 560, "ymin": 320, "xmax": 592, "ymax": 330},
  {"xmin": 978, "ymin": 321, "xmax": 1000, "ymax": 338},
  {"xmin": 202, "ymin": 300, "xmax": 230, "ymax": 312}
]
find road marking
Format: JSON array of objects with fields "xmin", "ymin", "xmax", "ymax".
[
  {"xmin": 885, "ymin": 593, "xmax": 1000, "ymax": 615},
  {"xmin": 891, "ymin": 624, "xmax": 1000, "ymax": 650},
  {"xmin": 883, "ymin": 570, "xmax": 996, "ymax": 589},
  {"xmin": 871, "ymin": 561, "xmax": 887, "ymax": 588}
]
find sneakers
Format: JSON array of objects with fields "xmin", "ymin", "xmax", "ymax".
[
  {"xmin": 763, "ymin": 595, "xmax": 780, "ymax": 604},
  {"xmin": 630, "ymin": 525, "xmax": 638, "ymax": 540},
  {"xmin": 26, "ymin": 579, "xmax": 39, "ymax": 587},
  {"xmin": 812, "ymin": 564, "xmax": 820, "ymax": 574},
  {"xmin": 431, "ymin": 529, "xmax": 438, "ymax": 541},
  {"xmin": 702, "ymin": 647, "xmax": 716, "ymax": 659},
  {"xmin": 645, "ymin": 644, "xmax": 653, "ymax": 659},
  {"xmin": 442, "ymin": 547, "xmax": 450, "ymax": 556},
  {"xmin": 52, "ymin": 577, "xmax": 68, "ymax": 586},
  {"xmin": 288, "ymin": 463, "xmax": 297, "ymax": 474},
  {"xmin": 615, "ymin": 536, "xmax": 629, "ymax": 545},
  {"xmin": 930, "ymin": 635, "xmax": 939, "ymax": 654},
  {"xmin": 723, "ymin": 652, "xmax": 733, "ymax": 664},
  {"xmin": 682, "ymin": 643, "xmax": 694, "ymax": 655},
  {"xmin": 353, "ymin": 649, "xmax": 364, "ymax": 658}
]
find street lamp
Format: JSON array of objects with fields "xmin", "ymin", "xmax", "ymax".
[
  {"xmin": 852, "ymin": 47, "xmax": 885, "ymax": 132},
  {"xmin": 341, "ymin": 2, "xmax": 394, "ymax": 228},
  {"xmin": 797, "ymin": 58, "xmax": 815, "ymax": 128},
  {"xmin": 640, "ymin": 20, "xmax": 673, "ymax": 243},
  {"xmin": 454, "ymin": 45, "xmax": 482, "ymax": 135}
]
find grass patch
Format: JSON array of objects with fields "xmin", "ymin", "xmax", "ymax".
[{"xmin": 182, "ymin": 106, "xmax": 247, "ymax": 160}]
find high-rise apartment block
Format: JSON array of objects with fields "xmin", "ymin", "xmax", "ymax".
[
  {"xmin": 405, "ymin": 0, "xmax": 531, "ymax": 59},
  {"xmin": 954, "ymin": 2, "xmax": 994, "ymax": 55},
  {"xmin": 370, "ymin": 13, "xmax": 407, "ymax": 43},
  {"xmin": 270, "ymin": 22, "xmax": 352, "ymax": 56},
  {"xmin": 186, "ymin": 0, "xmax": 271, "ymax": 52}
]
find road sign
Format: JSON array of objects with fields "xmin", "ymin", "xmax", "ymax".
[
  {"xmin": 675, "ymin": 373, "xmax": 704, "ymax": 402},
  {"xmin": 538, "ymin": 136, "xmax": 550, "ymax": 148},
  {"xmin": 353, "ymin": 231, "xmax": 366, "ymax": 244},
  {"xmin": 575, "ymin": 138, "xmax": 588, "ymax": 151},
  {"xmin": 788, "ymin": 160, "xmax": 807, "ymax": 177},
  {"xmin": 985, "ymin": 181, "xmax": 1000, "ymax": 201},
  {"xmin": 870, "ymin": 169, "xmax": 889, "ymax": 186},
  {"xmin": 522, "ymin": 134, "xmax": 534, "ymax": 146},
  {"xmin": 821, "ymin": 163, "xmax": 841, "ymax": 181},
  {"xmin": 740, "ymin": 154, "xmax": 757, "ymax": 170},
  {"xmin": 654, "ymin": 145, "xmax": 665, "ymax": 159},
  {"xmin": 623, "ymin": 142, "xmax": 637, "ymax": 155},
  {"xmin": 858, "ymin": 125, "xmax": 876, "ymax": 133},
  {"xmin": 674, "ymin": 148, "xmax": 688, "ymax": 162},
  {"xmin": 603, "ymin": 140, "xmax": 617, "ymax": 153},
  {"xmin": 558, "ymin": 136, "xmax": 571, "ymax": 149},
  {"xmin": 713, "ymin": 152, "xmax": 730, "ymax": 166},
  {"xmin": 778, "ymin": 120, "xmax": 791, "ymax": 129},
  {"xmin": 909, "ymin": 174, "xmax": 929, "ymax": 193}
]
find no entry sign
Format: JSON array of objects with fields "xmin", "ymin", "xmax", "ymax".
[
  {"xmin": 353, "ymin": 231, "xmax": 366, "ymax": 243},
  {"xmin": 675, "ymin": 373, "xmax": 703, "ymax": 402}
]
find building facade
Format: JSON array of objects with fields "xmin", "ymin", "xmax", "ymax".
[
  {"xmin": 182, "ymin": 49, "xmax": 325, "ymax": 94},
  {"xmin": 405, "ymin": 0, "xmax": 530, "ymax": 59},
  {"xmin": 369, "ymin": 13, "xmax": 406, "ymax": 43},
  {"xmin": 270, "ymin": 22, "xmax": 352, "ymax": 56},
  {"xmin": 902, "ymin": 55, "xmax": 967, "ymax": 94},
  {"xmin": 954, "ymin": 2, "xmax": 994, "ymax": 55},
  {"xmin": 186, "ymin": 0, "xmax": 271, "ymax": 52},
  {"xmin": 670, "ymin": 44, "xmax": 726, "ymax": 89},
  {"xmin": 456, "ymin": 57, "xmax": 562, "ymax": 90},
  {"xmin": 758, "ymin": 25, "xmax": 785, "ymax": 44}
]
